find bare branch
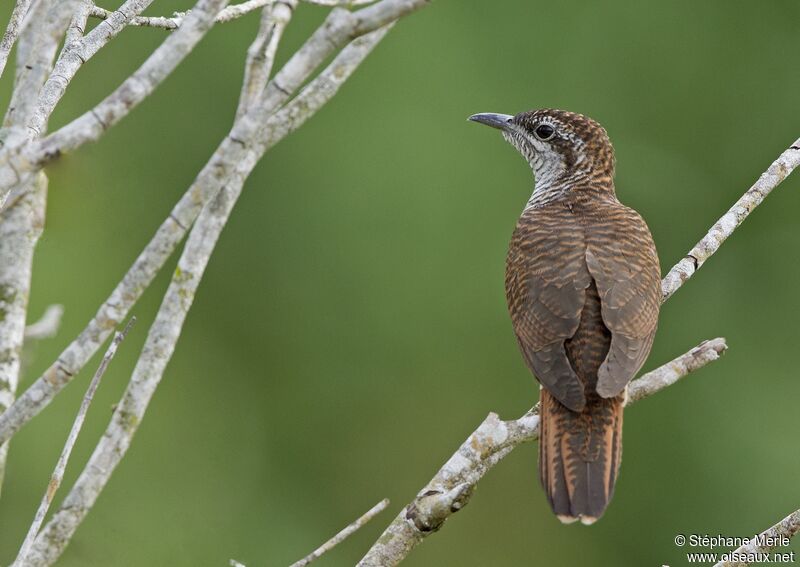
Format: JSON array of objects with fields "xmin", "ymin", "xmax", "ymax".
[
  {"xmin": 0, "ymin": 0, "xmax": 69, "ymax": 498},
  {"xmin": 713, "ymin": 508, "xmax": 800, "ymax": 567},
  {"xmin": 11, "ymin": 318, "xmax": 134, "ymax": 567},
  {"xmin": 627, "ymin": 338, "xmax": 727, "ymax": 402},
  {"xmin": 63, "ymin": 0, "xmax": 90, "ymax": 45},
  {"xmin": 24, "ymin": 304, "xmax": 64, "ymax": 341},
  {"xmin": 0, "ymin": 201, "xmax": 189, "ymax": 448},
  {"xmin": 4, "ymin": 0, "xmax": 80, "ymax": 128},
  {"xmin": 86, "ymin": 0, "xmax": 378, "ymax": 31},
  {"xmin": 358, "ymin": 338, "xmax": 727, "ymax": 566},
  {"xmin": 253, "ymin": 23, "xmax": 395, "ymax": 151},
  {"xmin": 0, "ymin": 0, "xmax": 427, "ymax": 451},
  {"xmin": 86, "ymin": 5, "xmax": 182, "ymax": 31},
  {"xmin": 236, "ymin": 1, "xmax": 297, "ymax": 119},
  {"xmin": 289, "ymin": 499, "xmax": 390, "ymax": 567},
  {"xmin": 662, "ymin": 140, "xmax": 800, "ymax": 301},
  {"xmin": 216, "ymin": 0, "xmax": 274, "ymax": 22},
  {"xmin": 302, "ymin": 0, "xmax": 377, "ymax": 5},
  {"xmin": 35, "ymin": 0, "xmax": 230, "ymax": 158},
  {"xmin": 23, "ymin": 18, "xmax": 405, "ymax": 567},
  {"xmin": 88, "ymin": 0, "xmax": 272, "ymax": 30},
  {"xmin": 0, "ymin": 172, "xmax": 46, "ymax": 496},
  {"xmin": 39, "ymin": 0, "xmax": 427, "ymax": 161},
  {"xmin": 253, "ymin": 0, "xmax": 427, "ymax": 119},
  {"xmin": 0, "ymin": 0, "xmax": 34, "ymax": 80},
  {"xmin": 28, "ymin": 0, "xmax": 158, "ymax": 138}
]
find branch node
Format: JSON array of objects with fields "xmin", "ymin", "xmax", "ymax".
[{"xmin": 407, "ymin": 482, "xmax": 474, "ymax": 532}]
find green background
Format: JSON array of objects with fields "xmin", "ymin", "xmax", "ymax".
[{"xmin": 2, "ymin": 1, "xmax": 800, "ymax": 565}]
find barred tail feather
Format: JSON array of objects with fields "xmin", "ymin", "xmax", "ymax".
[{"xmin": 538, "ymin": 388, "xmax": 623, "ymax": 524}]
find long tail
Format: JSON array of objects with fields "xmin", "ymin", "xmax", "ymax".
[{"xmin": 539, "ymin": 387, "xmax": 624, "ymax": 525}]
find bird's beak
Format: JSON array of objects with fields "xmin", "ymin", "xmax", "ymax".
[{"xmin": 468, "ymin": 112, "xmax": 514, "ymax": 131}]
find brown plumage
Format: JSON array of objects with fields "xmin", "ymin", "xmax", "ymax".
[{"xmin": 470, "ymin": 109, "xmax": 661, "ymax": 524}]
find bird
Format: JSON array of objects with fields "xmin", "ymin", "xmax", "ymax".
[{"xmin": 469, "ymin": 108, "xmax": 661, "ymax": 524}]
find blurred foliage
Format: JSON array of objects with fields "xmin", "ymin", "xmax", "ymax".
[{"xmin": 1, "ymin": 1, "xmax": 800, "ymax": 565}]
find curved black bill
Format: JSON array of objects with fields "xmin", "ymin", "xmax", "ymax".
[{"xmin": 468, "ymin": 112, "xmax": 514, "ymax": 130}]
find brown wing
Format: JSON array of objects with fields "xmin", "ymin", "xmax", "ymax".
[
  {"xmin": 585, "ymin": 206, "xmax": 661, "ymax": 398},
  {"xmin": 506, "ymin": 206, "xmax": 592, "ymax": 412}
]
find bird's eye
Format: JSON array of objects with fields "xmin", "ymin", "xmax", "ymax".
[{"xmin": 534, "ymin": 124, "xmax": 555, "ymax": 140}]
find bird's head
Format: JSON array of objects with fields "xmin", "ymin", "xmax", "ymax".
[{"xmin": 469, "ymin": 108, "xmax": 615, "ymax": 196}]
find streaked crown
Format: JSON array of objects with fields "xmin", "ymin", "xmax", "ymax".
[{"xmin": 510, "ymin": 109, "xmax": 615, "ymax": 178}]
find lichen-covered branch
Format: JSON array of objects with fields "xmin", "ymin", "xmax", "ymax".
[
  {"xmin": 0, "ymin": 1, "xmax": 70, "ymax": 498},
  {"xmin": 236, "ymin": 1, "xmax": 297, "ymax": 119},
  {"xmin": 0, "ymin": 0, "xmax": 34, "ymax": 80},
  {"xmin": 713, "ymin": 508, "xmax": 800, "ymax": 567},
  {"xmin": 626, "ymin": 338, "xmax": 727, "ymax": 402},
  {"xmin": 88, "ymin": 0, "xmax": 273, "ymax": 31},
  {"xmin": 252, "ymin": 0, "xmax": 426, "ymax": 121},
  {"xmin": 288, "ymin": 499, "xmax": 390, "ymax": 567},
  {"xmin": 661, "ymin": 140, "xmax": 800, "ymax": 301},
  {"xmin": 0, "ymin": 0, "xmax": 427, "ymax": 452},
  {"xmin": 87, "ymin": 0, "xmax": 379, "ymax": 31},
  {"xmin": 0, "ymin": 0, "xmax": 231, "ymax": 451},
  {"xmin": 34, "ymin": 0, "xmax": 229, "ymax": 159},
  {"xmin": 302, "ymin": 0, "xmax": 377, "ymax": 5},
  {"xmin": 0, "ymin": 173, "xmax": 46, "ymax": 497},
  {"xmin": 252, "ymin": 23, "xmax": 394, "ymax": 152},
  {"xmin": 358, "ymin": 338, "xmax": 727, "ymax": 566},
  {"xmin": 10, "ymin": 318, "xmax": 134, "ymax": 567},
  {"xmin": 28, "ymin": 0, "xmax": 158, "ymax": 138},
  {"xmin": 3, "ymin": 0, "xmax": 80, "ymax": 128},
  {"xmin": 22, "ymin": 16, "xmax": 411, "ymax": 567},
  {"xmin": 63, "ymin": 1, "xmax": 91, "ymax": 46}
]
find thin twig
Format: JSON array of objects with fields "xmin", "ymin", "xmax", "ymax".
[
  {"xmin": 11, "ymin": 317, "xmax": 135, "ymax": 567},
  {"xmin": 358, "ymin": 338, "xmax": 727, "ymax": 566},
  {"xmin": 86, "ymin": 0, "xmax": 377, "ymax": 31},
  {"xmin": 289, "ymin": 499, "xmax": 390, "ymax": 567},
  {"xmin": 713, "ymin": 508, "xmax": 800, "ymax": 567},
  {"xmin": 88, "ymin": 0, "xmax": 272, "ymax": 31},
  {"xmin": 24, "ymin": 304, "xmax": 64, "ymax": 341},
  {"xmin": 302, "ymin": 0, "xmax": 377, "ymax": 5}
]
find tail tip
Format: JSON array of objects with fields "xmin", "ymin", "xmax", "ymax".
[{"xmin": 557, "ymin": 514, "xmax": 599, "ymax": 526}]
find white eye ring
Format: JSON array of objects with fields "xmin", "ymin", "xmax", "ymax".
[{"xmin": 534, "ymin": 124, "xmax": 555, "ymax": 140}]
